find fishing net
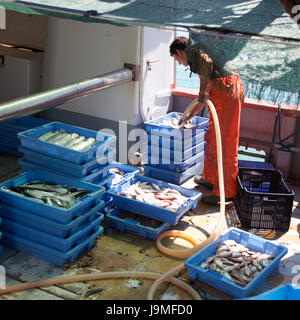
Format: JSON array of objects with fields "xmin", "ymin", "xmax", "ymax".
[{"xmin": 188, "ymin": 29, "xmax": 300, "ymax": 107}]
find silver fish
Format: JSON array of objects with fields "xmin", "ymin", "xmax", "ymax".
[
  {"xmin": 38, "ymin": 131, "xmax": 57, "ymax": 141},
  {"xmin": 64, "ymin": 136, "xmax": 85, "ymax": 148},
  {"xmin": 54, "ymin": 133, "xmax": 79, "ymax": 146},
  {"xmin": 45, "ymin": 130, "xmax": 67, "ymax": 143},
  {"xmin": 71, "ymin": 137, "xmax": 95, "ymax": 151}
]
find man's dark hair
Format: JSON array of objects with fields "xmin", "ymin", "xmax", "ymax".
[{"xmin": 169, "ymin": 36, "xmax": 189, "ymax": 56}]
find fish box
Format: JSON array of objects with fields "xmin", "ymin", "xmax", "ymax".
[
  {"xmin": 82, "ymin": 162, "xmax": 142, "ymax": 190},
  {"xmin": 19, "ymin": 146, "xmax": 116, "ymax": 178},
  {"xmin": 142, "ymin": 149, "xmax": 205, "ymax": 173},
  {"xmin": 0, "ymin": 116, "xmax": 50, "ymax": 132},
  {"xmin": 0, "ymin": 200, "xmax": 105, "ymax": 238},
  {"xmin": 1, "ymin": 226, "xmax": 102, "ymax": 266},
  {"xmin": 238, "ymin": 160, "xmax": 274, "ymax": 169},
  {"xmin": 184, "ymin": 228, "xmax": 288, "ymax": 298},
  {"xmin": 0, "ymin": 169, "xmax": 105, "ymax": 223},
  {"xmin": 147, "ymin": 128, "xmax": 206, "ymax": 152},
  {"xmin": 106, "ymin": 208, "xmax": 171, "ymax": 240},
  {"xmin": 142, "ymin": 157, "xmax": 204, "ymax": 185},
  {"xmin": 144, "ymin": 112, "xmax": 208, "ymax": 139},
  {"xmin": 0, "ymin": 143, "xmax": 23, "ymax": 157},
  {"xmin": 1, "ymin": 213, "xmax": 103, "ymax": 252},
  {"xmin": 239, "ymin": 283, "xmax": 300, "ymax": 300},
  {"xmin": 235, "ymin": 168, "xmax": 294, "ymax": 232},
  {"xmin": 108, "ymin": 162, "xmax": 143, "ymax": 187},
  {"xmin": 18, "ymin": 121, "xmax": 116, "ymax": 164},
  {"xmin": 142, "ymin": 140, "xmax": 206, "ymax": 164},
  {"xmin": 103, "ymin": 195, "xmax": 114, "ymax": 213},
  {"xmin": 18, "ymin": 158, "xmax": 111, "ymax": 181},
  {"xmin": 106, "ymin": 175, "xmax": 201, "ymax": 224}
]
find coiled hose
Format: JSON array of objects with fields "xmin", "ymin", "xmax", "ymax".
[{"xmin": 0, "ymin": 99, "xmax": 226, "ymax": 300}]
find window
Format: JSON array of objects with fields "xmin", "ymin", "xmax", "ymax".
[{"xmin": 175, "ymin": 29, "xmax": 199, "ymax": 90}]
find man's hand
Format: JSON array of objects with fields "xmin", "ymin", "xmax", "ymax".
[
  {"xmin": 178, "ymin": 109, "xmax": 192, "ymax": 125},
  {"xmin": 178, "ymin": 101, "xmax": 205, "ymax": 125}
]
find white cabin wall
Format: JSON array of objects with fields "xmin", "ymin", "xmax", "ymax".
[{"xmin": 42, "ymin": 17, "xmax": 141, "ymax": 126}]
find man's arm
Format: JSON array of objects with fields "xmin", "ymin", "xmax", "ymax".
[
  {"xmin": 180, "ymin": 53, "xmax": 212, "ymax": 123},
  {"xmin": 197, "ymin": 52, "xmax": 213, "ymax": 103}
]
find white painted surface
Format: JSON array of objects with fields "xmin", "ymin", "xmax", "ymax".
[
  {"xmin": 42, "ymin": 18, "xmax": 175, "ymax": 126},
  {"xmin": 42, "ymin": 17, "xmax": 141, "ymax": 126},
  {"xmin": 140, "ymin": 26, "xmax": 175, "ymax": 121},
  {"xmin": 0, "ymin": 56, "xmax": 42, "ymax": 103}
]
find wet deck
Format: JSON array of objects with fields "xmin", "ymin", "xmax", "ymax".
[{"xmin": 0, "ymin": 152, "xmax": 299, "ymax": 300}]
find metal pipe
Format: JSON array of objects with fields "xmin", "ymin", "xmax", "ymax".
[{"xmin": 0, "ymin": 68, "xmax": 133, "ymax": 123}]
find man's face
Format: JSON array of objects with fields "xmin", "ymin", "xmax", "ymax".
[{"xmin": 172, "ymin": 49, "xmax": 188, "ymax": 66}]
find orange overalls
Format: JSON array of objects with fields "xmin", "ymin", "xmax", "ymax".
[{"xmin": 202, "ymin": 74, "xmax": 245, "ymax": 198}]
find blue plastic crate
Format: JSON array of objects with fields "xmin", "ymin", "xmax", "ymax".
[
  {"xmin": 143, "ymin": 157, "xmax": 204, "ymax": 185},
  {"xmin": 0, "ymin": 169, "xmax": 105, "ymax": 223},
  {"xmin": 184, "ymin": 228, "xmax": 288, "ymax": 298},
  {"xmin": 239, "ymin": 284, "xmax": 300, "ymax": 300},
  {"xmin": 0, "ymin": 133, "xmax": 20, "ymax": 144},
  {"xmin": 0, "ymin": 143, "xmax": 22, "ymax": 157},
  {"xmin": 143, "ymin": 140, "xmax": 206, "ymax": 164},
  {"xmin": 19, "ymin": 158, "xmax": 113, "ymax": 182},
  {"xmin": 103, "ymin": 195, "xmax": 114, "ymax": 213},
  {"xmin": 84, "ymin": 172, "xmax": 115, "ymax": 191},
  {"xmin": 19, "ymin": 146, "xmax": 116, "ymax": 178},
  {"xmin": 144, "ymin": 112, "xmax": 208, "ymax": 139},
  {"xmin": 106, "ymin": 208, "xmax": 171, "ymax": 240},
  {"xmin": 0, "ymin": 116, "xmax": 50, "ymax": 131},
  {"xmin": 1, "ymin": 213, "xmax": 103, "ymax": 252},
  {"xmin": 106, "ymin": 174, "xmax": 201, "ymax": 224},
  {"xmin": 148, "ymin": 129, "xmax": 206, "ymax": 152},
  {"xmin": 1, "ymin": 226, "xmax": 102, "ymax": 266},
  {"xmin": 18, "ymin": 157, "xmax": 111, "ymax": 181},
  {"xmin": 109, "ymin": 162, "xmax": 142, "ymax": 187},
  {"xmin": 18, "ymin": 121, "xmax": 116, "ymax": 164},
  {"xmin": 0, "ymin": 200, "xmax": 105, "ymax": 238},
  {"xmin": 142, "ymin": 150, "xmax": 205, "ymax": 173},
  {"xmin": 238, "ymin": 160, "xmax": 274, "ymax": 169}
]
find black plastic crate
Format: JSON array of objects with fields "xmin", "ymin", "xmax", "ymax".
[{"xmin": 234, "ymin": 168, "xmax": 294, "ymax": 232}]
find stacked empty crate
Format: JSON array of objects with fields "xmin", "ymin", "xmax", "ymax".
[
  {"xmin": 0, "ymin": 121, "xmax": 117, "ymax": 265},
  {"xmin": 142, "ymin": 112, "xmax": 208, "ymax": 185},
  {"xmin": 0, "ymin": 116, "xmax": 50, "ymax": 157}
]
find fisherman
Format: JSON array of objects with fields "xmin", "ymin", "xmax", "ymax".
[{"xmin": 169, "ymin": 36, "xmax": 245, "ymax": 205}]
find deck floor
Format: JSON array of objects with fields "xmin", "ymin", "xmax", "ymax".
[{"xmin": 0, "ymin": 152, "xmax": 299, "ymax": 300}]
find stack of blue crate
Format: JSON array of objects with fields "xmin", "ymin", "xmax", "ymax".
[
  {"xmin": 142, "ymin": 112, "xmax": 208, "ymax": 185},
  {"xmin": 0, "ymin": 168, "xmax": 106, "ymax": 266},
  {"xmin": 0, "ymin": 116, "xmax": 50, "ymax": 156},
  {"xmin": 17, "ymin": 121, "xmax": 117, "ymax": 191}
]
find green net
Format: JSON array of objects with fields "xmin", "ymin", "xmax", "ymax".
[{"xmin": 189, "ymin": 30, "xmax": 300, "ymax": 106}]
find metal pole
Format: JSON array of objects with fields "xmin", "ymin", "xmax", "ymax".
[{"xmin": 0, "ymin": 68, "xmax": 133, "ymax": 123}]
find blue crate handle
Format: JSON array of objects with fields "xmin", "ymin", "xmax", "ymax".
[
  {"xmin": 125, "ymin": 219, "xmax": 139, "ymax": 226},
  {"xmin": 182, "ymin": 198, "xmax": 194, "ymax": 208}
]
